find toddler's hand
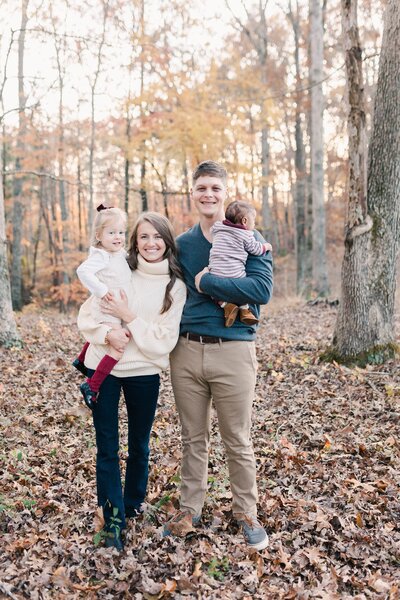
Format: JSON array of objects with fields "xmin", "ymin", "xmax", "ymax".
[
  {"xmin": 264, "ymin": 243, "xmax": 273, "ymax": 253},
  {"xmin": 103, "ymin": 291, "xmax": 115, "ymax": 301},
  {"xmin": 106, "ymin": 328, "xmax": 130, "ymax": 352}
]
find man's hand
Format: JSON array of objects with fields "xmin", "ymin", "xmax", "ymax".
[
  {"xmin": 195, "ymin": 267, "xmax": 209, "ymax": 293},
  {"xmin": 106, "ymin": 328, "xmax": 130, "ymax": 353}
]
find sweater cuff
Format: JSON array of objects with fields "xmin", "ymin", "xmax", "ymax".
[{"xmin": 91, "ymin": 324, "xmax": 112, "ymax": 345}]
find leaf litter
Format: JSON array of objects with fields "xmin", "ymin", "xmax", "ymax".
[{"xmin": 0, "ymin": 302, "xmax": 399, "ymax": 599}]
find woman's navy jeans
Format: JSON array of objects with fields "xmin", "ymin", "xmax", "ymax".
[{"xmin": 89, "ymin": 370, "xmax": 160, "ymax": 530}]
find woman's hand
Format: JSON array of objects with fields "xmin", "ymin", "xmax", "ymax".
[
  {"xmin": 107, "ymin": 328, "xmax": 130, "ymax": 353},
  {"xmin": 100, "ymin": 289, "xmax": 136, "ymax": 323}
]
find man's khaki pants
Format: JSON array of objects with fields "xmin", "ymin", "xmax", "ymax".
[{"xmin": 170, "ymin": 336, "xmax": 259, "ymax": 517}]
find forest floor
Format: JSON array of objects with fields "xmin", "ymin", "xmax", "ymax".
[{"xmin": 0, "ymin": 299, "xmax": 399, "ymax": 599}]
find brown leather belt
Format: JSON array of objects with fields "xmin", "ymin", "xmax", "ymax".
[{"xmin": 181, "ymin": 332, "xmax": 231, "ymax": 344}]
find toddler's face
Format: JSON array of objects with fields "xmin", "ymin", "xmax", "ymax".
[{"xmin": 97, "ymin": 219, "xmax": 126, "ymax": 253}]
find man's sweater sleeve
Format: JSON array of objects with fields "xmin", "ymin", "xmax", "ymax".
[{"xmin": 200, "ymin": 232, "xmax": 273, "ymax": 306}]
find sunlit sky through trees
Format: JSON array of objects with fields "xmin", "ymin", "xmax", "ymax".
[
  {"xmin": 1, "ymin": 0, "xmax": 385, "ymax": 246},
  {"xmin": 2, "ymin": 0, "xmax": 254, "ymax": 122}
]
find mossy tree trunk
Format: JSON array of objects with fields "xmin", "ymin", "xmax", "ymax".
[{"xmin": 332, "ymin": 0, "xmax": 400, "ymax": 364}]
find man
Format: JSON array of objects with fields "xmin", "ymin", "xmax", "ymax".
[{"xmin": 164, "ymin": 160, "xmax": 273, "ymax": 550}]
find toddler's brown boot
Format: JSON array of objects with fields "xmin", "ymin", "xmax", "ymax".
[
  {"xmin": 223, "ymin": 303, "xmax": 239, "ymax": 327},
  {"xmin": 239, "ymin": 307, "xmax": 259, "ymax": 325}
]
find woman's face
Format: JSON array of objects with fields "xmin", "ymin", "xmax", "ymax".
[{"xmin": 136, "ymin": 221, "xmax": 167, "ymax": 263}]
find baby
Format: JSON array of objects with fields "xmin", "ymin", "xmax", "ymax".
[{"xmin": 208, "ymin": 200, "xmax": 272, "ymax": 327}]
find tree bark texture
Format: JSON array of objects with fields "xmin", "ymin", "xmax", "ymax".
[
  {"xmin": 367, "ymin": 0, "xmax": 400, "ymax": 346},
  {"xmin": 11, "ymin": 0, "xmax": 29, "ymax": 310},
  {"xmin": 288, "ymin": 0, "xmax": 309, "ymax": 294},
  {"xmin": 310, "ymin": 0, "xmax": 329, "ymax": 295},
  {"xmin": 333, "ymin": 0, "xmax": 400, "ymax": 359},
  {"xmin": 52, "ymin": 12, "xmax": 70, "ymax": 311},
  {"xmin": 259, "ymin": 3, "xmax": 271, "ymax": 242},
  {"xmin": 0, "ymin": 145, "xmax": 21, "ymax": 346},
  {"xmin": 88, "ymin": 0, "xmax": 109, "ymax": 232}
]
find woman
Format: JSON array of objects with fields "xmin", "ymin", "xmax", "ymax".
[{"xmin": 77, "ymin": 212, "xmax": 186, "ymax": 550}]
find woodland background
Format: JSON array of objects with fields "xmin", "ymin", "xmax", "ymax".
[
  {"xmin": 1, "ymin": 0, "xmax": 399, "ymax": 598},
  {"xmin": 0, "ymin": 0, "xmax": 389, "ymax": 310}
]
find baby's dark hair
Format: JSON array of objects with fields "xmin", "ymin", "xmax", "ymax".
[{"xmin": 225, "ymin": 200, "xmax": 256, "ymax": 225}]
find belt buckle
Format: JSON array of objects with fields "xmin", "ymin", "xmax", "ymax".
[{"xmin": 199, "ymin": 335, "xmax": 205, "ymax": 344}]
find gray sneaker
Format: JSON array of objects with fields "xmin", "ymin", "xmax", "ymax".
[{"xmin": 236, "ymin": 514, "xmax": 269, "ymax": 551}]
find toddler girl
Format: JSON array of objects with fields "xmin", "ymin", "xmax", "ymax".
[{"xmin": 73, "ymin": 204, "xmax": 131, "ymax": 409}]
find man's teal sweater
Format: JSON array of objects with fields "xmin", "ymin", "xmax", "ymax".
[{"xmin": 177, "ymin": 223, "xmax": 273, "ymax": 341}]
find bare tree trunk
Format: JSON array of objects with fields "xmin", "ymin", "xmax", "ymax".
[
  {"xmin": 77, "ymin": 159, "xmax": 83, "ymax": 251},
  {"xmin": 225, "ymin": 0, "xmax": 272, "ymax": 240},
  {"xmin": 271, "ymin": 182, "xmax": 280, "ymax": 253},
  {"xmin": 31, "ymin": 197, "xmax": 42, "ymax": 291},
  {"xmin": 0, "ymin": 143, "xmax": 21, "ymax": 346},
  {"xmin": 88, "ymin": 0, "xmax": 109, "ymax": 231},
  {"xmin": 151, "ymin": 161, "xmax": 170, "ymax": 219},
  {"xmin": 76, "ymin": 100, "xmax": 84, "ymax": 251},
  {"xmin": 310, "ymin": 0, "xmax": 329, "ymax": 295},
  {"xmin": 260, "ymin": 124, "xmax": 271, "ymax": 239},
  {"xmin": 331, "ymin": 0, "xmax": 400, "ymax": 364},
  {"xmin": 249, "ymin": 111, "xmax": 256, "ymax": 203},
  {"xmin": 367, "ymin": 0, "xmax": 400, "ymax": 350},
  {"xmin": 124, "ymin": 112, "xmax": 131, "ymax": 216},
  {"xmin": 288, "ymin": 0, "xmax": 309, "ymax": 295},
  {"xmin": 11, "ymin": 0, "xmax": 29, "ymax": 310},
  {"xmin": 259, "ymin": 3, "xmax": 271, "ymax": 241},
  {"xmin": 51, "ymin": 7, "xmax": 69, "ymax": 311},
  {"xmin": 139, "ymin": 0, "xmax": 148, "ymax": 213}
]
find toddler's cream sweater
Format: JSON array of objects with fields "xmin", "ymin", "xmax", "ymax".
[{"xmin": 77, "ymin": 255, "xmax": 186, "ymax": 377}]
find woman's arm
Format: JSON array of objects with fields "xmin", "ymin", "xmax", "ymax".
[
  {"xmin": 77, "ymin": 296, "xmax": 130, "ymax": 351},
  {"xmin": 126, "ymin": 281, "xmax": 186, "ymax": 360}
]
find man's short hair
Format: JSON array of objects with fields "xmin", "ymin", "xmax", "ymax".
[{"xmin": 192, "ymin": 160, "xmax": 227, "ymax": 184}]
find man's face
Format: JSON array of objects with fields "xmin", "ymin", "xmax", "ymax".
[{"xmin": 190, "ymin": 176, "xmax": 226, "ymax": 220}]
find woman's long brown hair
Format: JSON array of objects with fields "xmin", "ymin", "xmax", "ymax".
[{"xmin": 127, "ymin": 212, "xmax": 184, "ymax": 314}]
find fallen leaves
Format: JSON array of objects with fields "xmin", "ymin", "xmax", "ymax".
[{"xmin": 0, "ymin": 303, "xmax": 399, "ymax": 598}]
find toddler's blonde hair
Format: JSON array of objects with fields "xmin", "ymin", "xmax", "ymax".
[{"xmin": 91, "ymin": 207, "xmax": 127, "ymax": 248}]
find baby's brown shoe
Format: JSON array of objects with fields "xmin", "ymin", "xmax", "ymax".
[
  {"xmin": 223, "ymin": 303, "xmax": 239, "ymax": 327},
  {"xmin": 239, "ymin": 307, "xmax": 259, "ymax": 325}
]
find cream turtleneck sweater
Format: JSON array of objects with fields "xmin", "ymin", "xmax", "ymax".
[{"xmin": 77, "ymin": 255, "xmax": 186, "ymax": 377}]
